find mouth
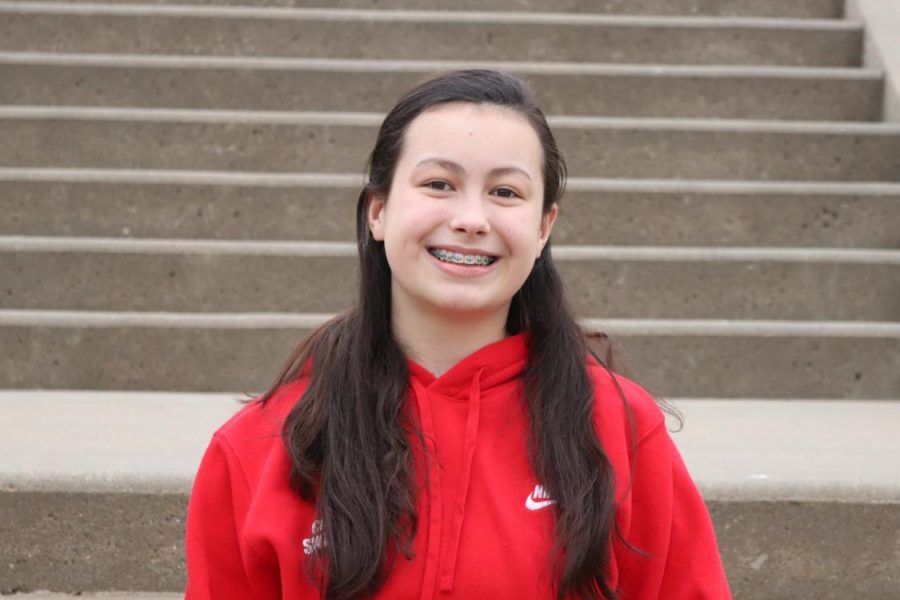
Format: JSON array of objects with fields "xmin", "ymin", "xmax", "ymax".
[{"xmin": 428, "ymin": 247, "xmax": 498, "ymax": 266}]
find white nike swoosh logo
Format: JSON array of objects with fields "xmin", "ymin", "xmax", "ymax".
[{"xmin": 525, "ymin": 496, "xmax": 556, "ymax": 511}]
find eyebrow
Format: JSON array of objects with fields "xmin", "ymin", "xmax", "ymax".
[{"xmin": 414, "ymin": 158, "xmax": 533, "ymax": 181}]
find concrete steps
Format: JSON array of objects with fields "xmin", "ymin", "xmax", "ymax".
[
  {"xmin": 2, "ymin": 391, "xmax": 898, "ymax": 596},
  {"xmin": 39, "ymin": 0, "xmax": 846, "ymax": 19},
  {"xmin": 0, "ymin": 6, "xmax": 864, "ymax": 66},
  {"xmin": 4, "ymin": 108, "xmax": 900, "ymax": 179},
  {"xmin": 2, "ymin": 310, "xmax": 898, "ymax": 397},
  {"xmin": 1, "ymin": 55, "xmax": 883, "ymax": 120},
  {"xmin": 3, "ymin": 173, "xmax": 899, "ymax": 248},
  {"xmin": 3, "ymin": 237, "xmax": 899, "ymax": 320}
]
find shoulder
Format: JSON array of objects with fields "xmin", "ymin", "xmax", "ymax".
[
  {"xmin": 212, "ymin": 377, "xmax": 311, "ymax": 464},
  {"xmin": 586, "ymin": 361, "xmax": 667, "ymax": 448},
  {"xmin": 221, "ymin": 377, "xmax": 309, "ymax": 431}
]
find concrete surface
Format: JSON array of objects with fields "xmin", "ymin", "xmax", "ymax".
[
  {"xmin": 2, "ymin": 176, "xmax": 899, "ymax": 248},
  {"xmin": 711, "ymin": 500, "xmax": 899, "ymax": 600},
  {"xmin": 847, "ymin": 0, "xmax": 900, "ymax": 121},
  {"xmin": 3, "ymin": 239, "xmax": 899, "ymax": 320},
  {"xmin": 8, "ymin": 0, "xmax": 847, "ymax": 18},
  {"xmin": 0, "ymin": 391, "xmax": 241, "ymax": 493},
  {"xmin": 3, "ymin": 110, "xmax": 900, "ymax": 180},
  {"xmin": 0, "ymin": 58, "xmax": 884, "ymax": 121},
  {"xmin": 0, "ymin": 491, "xmax": 188, "ymax": 593},
  {"xmin": 609, "ymin": 331, "xmax": 900, "ymax": 399},
  {"xmin": 1, "ymin": 315, "xmax": 898, "ymax": 397},
  {"xmin": 4, "ymin": 494, "xmax": 896, "ymax": 596},
  {"xmin": 8, "ymin": 595, "xmax": 181, "ymax": 599},
  {"xmin": 0, "ymin": 9, "xmax": 863, "ymax": 66},
  {"xmin": 2, "ymin": 393, "xmax": 897, "ymax": 501},
  {"xmin": 1, "ymin": 395, "xmax": 897, "ymax": 596},
  {"xmin": 671, "ymin": 399, "xmax": 900, "ymax": 502}
]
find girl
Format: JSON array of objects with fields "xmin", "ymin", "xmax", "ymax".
[{"xmin": 185, "ymin": 69, "xmax": 731, "ymax": 600}]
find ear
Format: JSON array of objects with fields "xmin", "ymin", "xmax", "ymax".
[
  {"xmin": 537, "ymin": 203, "xmax": 558, "ymax": 257},
  {"xmin": 367, "ymin": 193, "xmax": 387, "ymax": 241}
]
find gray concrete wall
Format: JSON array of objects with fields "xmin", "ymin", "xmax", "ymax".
[{"xmin": 846, "ymin": 0, "xmax": 900, "ymax": 121}]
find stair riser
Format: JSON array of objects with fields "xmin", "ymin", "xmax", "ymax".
[
  {"xmin": 3, "ymin": 595, "xmax": 179, "ymax": 599},
  {"xmin": 712, "ymin": 501, "xmax": 900, "ymax": 600},
  {"xmin": 4, "ymin": 182, "xmax": 899, "ymax": 248},
  {"xmin": 35, "ymin": 0, "xmax": 846, "ymax": 19},
  {"xmin": 0, "ymin": 14, "xmax": 862, "ymax": 66},
  {"xmin": 0, "ymin": 491, "xmax": 186, "ymax": 594},
  {"xmin": 2, "ymin": 492, "xmax": 896, "ymax": 599},
  {"xmin": 1, "ymin": 64, "xmax": 881, "ymax": 121},
  {"xmin": 4, "ymin": 119, "xmax": 900, "ymax": 181},
  {"xmin": 3, "ymin": 326, "xmax": 896, "ymax": 397},
  {"xmin": 3, "ymin": 252, "xmax": 898, "ymax": 320}
]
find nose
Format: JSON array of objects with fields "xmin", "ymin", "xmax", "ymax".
[{"xmin": 449, "ymin": 190, "xmax": 491, "ymax": 236}]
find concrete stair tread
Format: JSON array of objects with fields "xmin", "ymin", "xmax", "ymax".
[
  {"xmin": 3, "ymin": 309, "xmax": 900, "ymax": 335},
  {"xmin": 5, "ymin": 167, "xmax": 900, "ymax": 193},
  {"xmin": 8, "ymin": 105, "xmax": 900, "ymax": 130},
  {"xmin": 0, "ymin": 3, "xmax": 850, "ymax": 23},
  {"xmin": 2, "ymin": 390, "xmax": 897, "ymax": 502},
  {"xmin": 27, "ymin": 0, "xmax": 846, "ymax": 19},
  {"xmin": 6, "ymin": 105, "xmax": 900, "ymax": 134},
  {"xmin": 0, "ymin": 52, "xmax": 882, "ymax": 79},
  {"xmin": 0, "ymin": 52, "xmax": 878, "ymax": 75},
  {"xmin": 6, "ymin": 235, "xmax": 899, "ymax": 259},
  {"xmin": 10, "ymin": 595, "xmax": 181, "ymax": 600}
]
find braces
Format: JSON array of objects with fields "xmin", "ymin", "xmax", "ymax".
[{"xmin": 430, "ymin": 248, "xmax": 495, "ymax": 266}]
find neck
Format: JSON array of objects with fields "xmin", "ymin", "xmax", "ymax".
[{"xmin": 392, "ymin": 300, "xmax": 509, "ymax": 377}]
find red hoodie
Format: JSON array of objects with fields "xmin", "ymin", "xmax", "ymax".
[{"xmin": 185, "ymin": 333, "xmax": 731, "ymax": 599}]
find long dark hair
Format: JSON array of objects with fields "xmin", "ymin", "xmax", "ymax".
[{"xmin": 262, "ymin": 69, "xmax": 625, "ymax": 600}]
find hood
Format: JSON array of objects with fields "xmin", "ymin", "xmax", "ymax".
[{"xmin": 406, "ymin": 332, "xmax": 531, "ymax": 398}]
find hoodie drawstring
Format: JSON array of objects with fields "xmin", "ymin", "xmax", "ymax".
[{"xmin": 438, "ymin": 366, "xmax": 484, "ymax": 592}]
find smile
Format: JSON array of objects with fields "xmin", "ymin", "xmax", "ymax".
[{"xmin": 429, "ymin": 248, "xmax": 497, "ymax": 266}]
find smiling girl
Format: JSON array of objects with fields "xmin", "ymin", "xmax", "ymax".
[{"xmin": 185, "ymin": 69, "xmax": 731, "ymax": 600}]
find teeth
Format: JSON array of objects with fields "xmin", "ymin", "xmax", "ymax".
[{"xmin": 430, "ymin": 248, "xmax": 495, "ymax": 266}]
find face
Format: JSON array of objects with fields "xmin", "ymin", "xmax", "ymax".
[{"xmin": 367, "ymin": 102, "xmax": 558, "ymax": 325}]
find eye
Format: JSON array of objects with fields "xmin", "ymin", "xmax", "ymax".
[
  {"xmin": 425, "ymin": 180, "xmax": 453, "ymax": 192},
  {"xmin": 493, "ymin": 187, "xmax": 520, "ymax": 199}
]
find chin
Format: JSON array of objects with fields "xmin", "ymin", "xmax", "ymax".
[{"xmin": 427, "ymin": 294, "xmax": 510, "ymax": 320}]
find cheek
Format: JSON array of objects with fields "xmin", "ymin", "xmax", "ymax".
[
  {"xmin": 383, "ymin": 207, "xmax": 441, "ymax": 251},
  {"xmin": 497, "ymin": 215, "xmax": 543, "ymax": 250},
  {"xmin": 415, "ymin": 202, "xmax": 449, "ymax": 230}
]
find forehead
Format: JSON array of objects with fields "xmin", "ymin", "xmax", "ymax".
[{"xmin": 397, "ymin": 102, "xmax": 543, "ymax": 175}]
